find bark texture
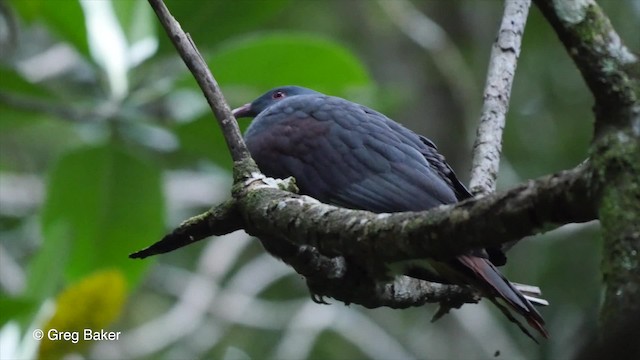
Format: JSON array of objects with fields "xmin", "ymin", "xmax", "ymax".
[
  {"xmin": 534, "ymin": 0, "xmax": 640, "ymax": 336},
  {"xmin": 470, "ymin": 0, "xmax": 531, "ymax": 195}
]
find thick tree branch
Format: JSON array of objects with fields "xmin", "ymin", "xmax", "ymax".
[
  {"xmin": 256, "ymin": 237, "xmax": 481, "ymax": 310},
  {"xmin": 470, "ymin": 0, "xmax": 531, "ymax": 195},
  {"xmin": 235, "ymin": 163, "xmax": 596, "ymax": 273},
  {"xmin": 533, "ymin": 0, "xmax": 638, "ymax": 134},
  {"xmin": 575, "ymin": 307, "xmax": 640, "ymax": 360},
  {"xmin": 534, "ymin": 0, "xmax": 640, "ymax": 337},
  {"xmin": 133, "ymin": 159, "xmax": 593, "ymax": 308}
]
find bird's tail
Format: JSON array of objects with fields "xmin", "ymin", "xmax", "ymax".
[{"xmin": 456, "ymin": 254, "xmax": 549, "ymax": 342}]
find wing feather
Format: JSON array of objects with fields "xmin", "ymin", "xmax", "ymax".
[{"xmin": 245, "ymin": 94, "xmax": 461, "ymax": 212}]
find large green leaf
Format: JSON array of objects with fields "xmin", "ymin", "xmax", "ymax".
[
  {"xmin": 209, "ymin": 32, "xmax": 372, "ymax": 93},
  {"xmin": 32, "ymin": 143, "xmax": 164, "ymax": 298},
  {"xmin": 10, "ymin": 0, "xmax": 91, "ymax": 60},
  {"xmin": 25, "ymin": 220, "xmax": 71, "ymax": 301},
  {"xmin": 159, "ymin": 0, "xmax": 292, "ymax": 52},
  {"xmin": 0, "ymin": 296, "xmax": 37, "ymax": 327}
]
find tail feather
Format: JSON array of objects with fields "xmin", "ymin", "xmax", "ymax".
[
  {"xmin": 457, "ymin": 255, "xmax": 549, "ymax": 340},
  {"xmin": 488, "ymin": 298, "xmax": 540, "ymax": 343},
  {"xmin": 512, "ymin": 282, "xmax": 550, "ymax": 306},
  {"xmin": 522, "ymin": 294, "xmax": 550, "ymax": 307}
]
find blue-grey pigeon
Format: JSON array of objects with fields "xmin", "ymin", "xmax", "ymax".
[{"xmin": 233, "ymin": 86, "xmax": 548, "ymax": 340}]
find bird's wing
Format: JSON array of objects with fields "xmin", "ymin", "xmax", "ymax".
[
  {"xmin": 246, "ymin": 95, "xmax": 463, "ymax": 212},
  {"xmin": 317, "ymin": 99, "xmax": 461, "ymax": 212},
  {"xmin": 416, "ymin": 135, "xmax": 474, "ymax": 200},
  {"xmin": 415, "ymin": 133, "xmax": 507, "ymax": 265}
]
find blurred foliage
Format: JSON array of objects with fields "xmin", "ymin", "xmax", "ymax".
[
  {"xmin": 37, "ymin": 144, "xmax": 163, "ymax": 290},
  {"xmin": 38, "ymin": 270, "xmax": 126, "ymax": 359},
  {"xmin": 0, "ymin": 0, "xmax": 638, "ymax": 359}
]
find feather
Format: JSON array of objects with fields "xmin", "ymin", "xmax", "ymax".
[{"xmin": 240, "ymin": 86, "xmax": 548, "ymax": 340}]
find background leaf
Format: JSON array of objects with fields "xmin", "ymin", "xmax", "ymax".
[
  {"xmin": 0, "ymin": 297, "xmax": 36, "ymax": 328},
  {"xmin": 0, "ymin": 67, "xmax": 53, "ymax": 97},
  {"xmin": 210, "ymin": 32, "xmax": 372, "ymax": 93},
  {"xmin": 159, "ymin": 0, "xmax": 292, "ymax": 51},
  {"xmin": 36, "ymin": 143, "xmax": 164, "ymax": 294}
]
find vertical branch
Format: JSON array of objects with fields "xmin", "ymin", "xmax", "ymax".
[
  {"xmin": 146, "ymin": 0, "xmax": 254, "ymax": 171},
  {"xmin": 532, "ymin": 0, "xmax": 638, "ymax": 133},
  {"xmin": 469, "ymin": 0, "xmax": 531, "ymax": 195},
  {"xmin": 533, "ymin": 0, "xmax": 640, "ymax": 337}
]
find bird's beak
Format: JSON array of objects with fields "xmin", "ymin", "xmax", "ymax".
[{"xmin": 232, "ymin": 103, "xmax": 253, "ymax": 118}]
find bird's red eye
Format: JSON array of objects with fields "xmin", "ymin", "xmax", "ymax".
[{"xmin": 272, "ymin": 91, "xmax": 286, "ymax": 99}]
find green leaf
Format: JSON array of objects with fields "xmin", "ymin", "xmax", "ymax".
[
  {"xmin": 159, "ymin": 0, "xmax": 291, "ymax": 52},
  {"xmin": 25, "ymin": 220, "xmax": 71, "ymax": 301},
  {"xmin": 10, "ymin": 0, "xmax": 91, "ymax": 60},
  {"xmin": 0, "ymin": 66, "xmax": 52, "ymax": 97},
  {"xmin": 34, "ymin": 143, "xmax": 164, "ymax": 297},
  {"xmin": 209, "ymin": 32, "xmax": 372, "ymax": 94},
  {"xmin": 0, "ymin": 296, "xmax": 37, "ymax": 327}
]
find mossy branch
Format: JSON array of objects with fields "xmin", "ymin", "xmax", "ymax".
[{"xmin": 534, "ymin": 0, "xmax": 640, "ymax": 337}]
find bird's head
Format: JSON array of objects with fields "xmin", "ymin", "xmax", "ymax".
[{"xmin": 232, "ymin": 86, "xmax": 320, "ymax": 118}]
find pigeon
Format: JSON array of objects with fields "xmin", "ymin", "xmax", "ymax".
[{"xmin": 233, "ymin": 85, "xmax": 548, "ymax": 340}]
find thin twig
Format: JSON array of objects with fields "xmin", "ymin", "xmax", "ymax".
[
  {"xmin": 469, "ymin": 0, "xmax": 531, "ymax": 195},
  {"xmin": 147, "ymin": 0, "xmax": 253, "ymax": 167}
]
